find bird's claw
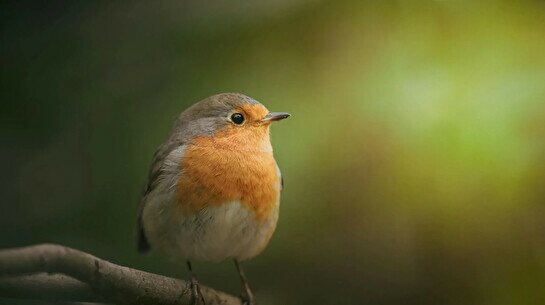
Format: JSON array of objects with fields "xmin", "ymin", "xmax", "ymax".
[
  {"xmin": 240, "ymin": 292, "xmax": 256, "ymax": 305},
  {"xmin": 189, "ymin": 276, "xmax": 206, "ymax": 305}
]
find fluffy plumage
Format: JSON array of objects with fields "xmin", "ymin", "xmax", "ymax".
[{"xmin": 137, "ymin": 93, "xmax": 284, "ymax": 262}]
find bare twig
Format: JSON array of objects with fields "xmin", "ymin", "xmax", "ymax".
[
  {"xmin": 0, "ymin": 273, "xmax": 101, "ymax": 302},
  {"xmin": 0, "ymin": 244, "xmax": 243, "ymax": 305}
]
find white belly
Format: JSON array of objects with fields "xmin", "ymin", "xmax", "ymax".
[{"xmin": 142, "ymin": 193, "xmax": 279, "ymax": 262}]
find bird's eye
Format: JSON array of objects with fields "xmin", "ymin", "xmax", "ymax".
[{"xmin": 231, "ymin": 113, "xmax": 245, "ymax": 125}]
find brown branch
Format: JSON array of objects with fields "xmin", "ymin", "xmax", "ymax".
[
  {"xmin": 0, "ymin": 273, "xmax": 101, "ymax": 303},
  {"xmin": 0, "ymin": 244, "xmax": 243, "ymax": 305}
]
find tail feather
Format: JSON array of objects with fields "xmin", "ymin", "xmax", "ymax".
[
  {"xmin": 136, "ymin": 204, "xmax": 151, "ymax": 253},
  {"xmin": 137, "ymin": 226, "xmax": 151, "ymax": 253}
]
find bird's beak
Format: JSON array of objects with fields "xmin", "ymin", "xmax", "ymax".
[{"xmin": 260, "ymin": 112, "xmax": 290, "ymax": 123}]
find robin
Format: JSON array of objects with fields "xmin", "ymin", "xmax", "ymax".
[{"xmin": 136, "ymin": 93, "xmax": 290, "ymax": 304}]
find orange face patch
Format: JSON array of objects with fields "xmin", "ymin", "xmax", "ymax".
[
  {"xmin": 236, "ymin": 104, "xmax": 269, "ymax": 126},
  {"xmin": 176, "ymin": 114, "xmax": 279, "ymax": 220}
]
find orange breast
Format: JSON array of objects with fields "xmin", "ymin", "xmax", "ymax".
[{"xmin": 176, "ymin": 125, "xmax": 279, "ymax": 220}]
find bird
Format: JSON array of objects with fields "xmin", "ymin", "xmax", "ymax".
[{"xmin": 136, "ymin": 93, "xmax": 290, "ymax": 305}]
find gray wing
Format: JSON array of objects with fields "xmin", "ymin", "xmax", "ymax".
[
  {"xmin": 136, "ymin": 134, "xmax": 184, "ymax": 253},
  {"xmin": 136, "ymin": 103, "xmax": 225, "ymax": 253}
]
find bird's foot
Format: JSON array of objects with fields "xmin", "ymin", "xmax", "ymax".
[
  {"xmin": 240, "ymin": 290, "xmax": 256, "ymax": 305},
  {"xmin": 189, "ymin": 276, "xmax": 206, "ymax": 305}
]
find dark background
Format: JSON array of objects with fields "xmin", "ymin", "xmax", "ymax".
[{"xmin": 2, "ymin": 1, "xmax": 545, "ymax": 304}]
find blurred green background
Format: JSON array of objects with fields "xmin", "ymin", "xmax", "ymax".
[{"xmin": 2, "ymin": 1, "xmax": 545, "ymax": 304}]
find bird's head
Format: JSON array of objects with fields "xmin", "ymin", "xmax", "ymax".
[{"xmin": 177, "ymin": 93, "xmax": 290, "ymax": 152}]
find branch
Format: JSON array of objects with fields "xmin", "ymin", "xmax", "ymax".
[
  {"xmin": 0, "ymin": 244, "xmax": 243, "ymax": 305},
  {"xmin": 0, "ymin": 273, "xmax": 101, "ymax": 303}
]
